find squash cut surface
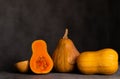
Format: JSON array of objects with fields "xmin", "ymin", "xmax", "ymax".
[{"xmin": 30, "ymin": 40, "xmax": 53, "ymax": 74}]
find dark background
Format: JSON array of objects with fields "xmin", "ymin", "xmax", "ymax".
[{"xmin": 0, "ymin": 0, "xmax": 119, "ymax": 72}]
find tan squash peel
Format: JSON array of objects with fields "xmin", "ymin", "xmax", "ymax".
[
  {"xmin": 15, "ymin": 60, "xmax": 29, "ymax": 73},
  {"xmin": 77, "ymin": 48, "xmax": 118, "ymax": 75},
  {"xmin": 52, "ymin": 28, "xmax": 80, "ymax": 72}
]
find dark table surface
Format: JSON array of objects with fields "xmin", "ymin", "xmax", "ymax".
[{"xmin": 0, "ymin": 68, "xmax": 120, "ymax": 79}]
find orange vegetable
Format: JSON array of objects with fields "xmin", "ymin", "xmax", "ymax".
[
  {"xmin": 30, "ymin": 40, "xmax": 53, "ymax": 74},
  {"xmin": 52, "ymin": 29, "xmax": 80, "ymax": 72},
  {"xmin": 77, "ymin": 48, "xmax": 118, "ymax": 75},
  {"xmin": 15, "ymin": 60, "xmax": 29, "ymax": 73}
]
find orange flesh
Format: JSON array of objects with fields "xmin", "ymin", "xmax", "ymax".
[{"xmin": 30, "ymin": 40, "xmax": 53, "ymax": 74}]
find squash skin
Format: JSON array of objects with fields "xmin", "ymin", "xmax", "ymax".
[
  {"xmin": 30, "ymin": 40, "xmax": 53, "ymax": 74},
  {"xmin": 52, "ymin": 38, "xmax": 80, "ymax": 72},
  {"xmin": 77, "ymin": 48, "xmax": 118, "ymax": 75},
  {"xmin": 15, "ymin": 60, "xmax": 29, "ymax": 73},
  {"xmin": 52, "ymin": 29, "xmax": 80, "ymax": 72}
]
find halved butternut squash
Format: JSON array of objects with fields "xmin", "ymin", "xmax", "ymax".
[{"xmin": 30, "ymin": 40, "xmax": 53, "ymax": 74}]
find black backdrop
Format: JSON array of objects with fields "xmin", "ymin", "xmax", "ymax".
[{"xmin": 0, "ymin": 0, "xmax": 119, "ymax": 71}]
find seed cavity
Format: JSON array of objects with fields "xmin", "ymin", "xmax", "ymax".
[{"xmin": 36, "ymin": 56, "xmax": 48, "ymax": 70}]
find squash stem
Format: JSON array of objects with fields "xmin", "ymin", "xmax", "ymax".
[{"xmin": 63, "ymin": 28, "xmax": 68, "ymax": 39}]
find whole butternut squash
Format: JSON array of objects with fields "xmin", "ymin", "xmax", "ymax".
[{"xmin": 77, "ymin": 48, "xmax": 118, "ymax": 75}]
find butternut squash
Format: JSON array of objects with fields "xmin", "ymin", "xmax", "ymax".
[
  {"xmin": 30, "ymin": 40, "xmax": 53, "ymax": 74},
  {"xmin": 77, "ymin": 48, "xmax": 118, "ymax": 75},
  {"xmin": 15, "ymin": 60, "xmax": 29, "ymax": 73}
]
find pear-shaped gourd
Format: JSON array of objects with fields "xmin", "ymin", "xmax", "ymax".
[{"xmin": 52, "ymin": 28, "xmax": 80, "ymax": 72}]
